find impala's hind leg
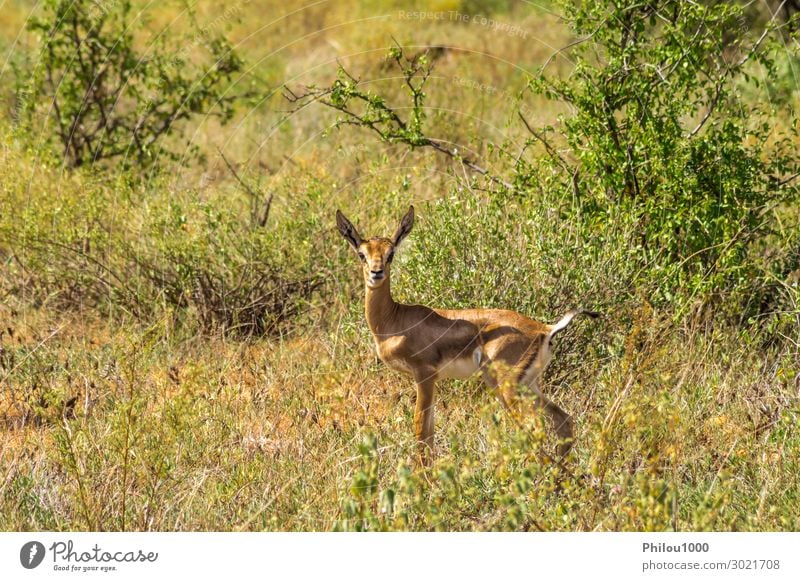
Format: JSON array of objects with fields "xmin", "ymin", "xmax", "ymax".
[
  {"xmin": 510, "ymin": 337, "xmax": 574, "ymax": 457},
  {"xmin": 481, "ymin": 339, "xmax": 574, "ymax": 457},
  {"xmin": 521, "ymin": 376, "xmax": 574, "ymax": 457}
]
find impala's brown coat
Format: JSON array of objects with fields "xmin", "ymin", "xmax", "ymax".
[{"xmin": 337, "ymin": 206, "xmax": 591, "ymax": 463}]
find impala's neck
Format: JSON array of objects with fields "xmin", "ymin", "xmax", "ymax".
[{"xmin": 365, "ymin": 277, "xmax": 398, "ymax": 336}]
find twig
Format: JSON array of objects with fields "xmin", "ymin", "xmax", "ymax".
[
  {"xmin": 217, "ymin": 147, "xmax": 274, "ymax": 227},
  {"xmin": 540, "ymin": 19, "xmax": 608, "ymax": 73},
  {"xmin": 217, "ymin": 146, "xmax": 259, "ymax": 200},
  {"xmin": 775, "ymin": 171, "xmax": 800, "ymax": 187},
  {"xmin": 518, "ymin": 111, "xmax": 571, "ymax": 174},
  {"xmin": 259, "ymin": 192, "xmax": 274, "ymax": 228}
]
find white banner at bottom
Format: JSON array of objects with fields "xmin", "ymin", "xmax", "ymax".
[{"xmin": 2, "ymin": 532, "xmax": 798, "ymax": 580}]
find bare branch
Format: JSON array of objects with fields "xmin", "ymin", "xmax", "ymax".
[
  {"xmin": 283, "ymin": 53, "xmax": 512, "ymax": 190},
  {"xmin": 217, "ymin": 146, "xmax": 260, "ymax": 201}
]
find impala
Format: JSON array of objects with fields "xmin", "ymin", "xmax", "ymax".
[{"xmin": 336, "ymin": 206, "xmax": 597, "ymax": 463}]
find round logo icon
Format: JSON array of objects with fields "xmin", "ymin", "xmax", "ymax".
[{"xmin": 20, "ymin": 541, "xmax": 46, "ymax": 569}]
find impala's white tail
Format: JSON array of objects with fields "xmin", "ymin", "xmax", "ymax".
[
  {"xmin": 518, "ymin": 310, "xmax": 600, "ymax": 388},
  {"xmin": 549, "ymin": 309, "xmax": 600, "ymax": 340}
]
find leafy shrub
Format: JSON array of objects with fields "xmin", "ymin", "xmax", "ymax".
[
  {"xmin": 21, "ymin": 0, "xmax": 246, "ymax": 168},
  {"xmin": 526, "ymin": 0, "xmax": 799, "ymax": 313}
]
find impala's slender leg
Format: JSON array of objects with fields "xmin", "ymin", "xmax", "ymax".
[{"xmin": 413, "ymin": 369, "xmax": 437, "ymax": 465}]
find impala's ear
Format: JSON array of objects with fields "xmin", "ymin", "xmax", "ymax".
[
  {"xmin": 391, "ymin": 205, "xmax": 414, "ymax": 247},
  {"xmin": 336, "ymin": 210, "xmax": 362, "ymax": 251}
]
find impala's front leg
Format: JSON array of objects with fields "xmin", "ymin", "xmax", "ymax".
[{"xmin": 413, "ymin": 370, "xmax": 437, "ymax": 465}]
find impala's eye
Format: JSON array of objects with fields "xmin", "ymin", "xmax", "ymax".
[
  {"xmin": 387, "ymin": 250, "xmax": 395, "ymax": 262},
  {"xmin": 357, "ymin": 252, "xmax": 366, "ymax": 262}
]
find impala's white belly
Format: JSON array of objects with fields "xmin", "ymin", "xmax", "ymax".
[
  {"xmin": 374, "ymin": 337, "xmax": 482, "ymax": 380},
  {"xmin": 437, "ymin": 350, "xmax": 481, "ymax": 380}
]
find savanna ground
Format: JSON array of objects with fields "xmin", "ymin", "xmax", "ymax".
[{"xmin": 0, "ymin": 0, "xmax": 799, "ymax": 531}]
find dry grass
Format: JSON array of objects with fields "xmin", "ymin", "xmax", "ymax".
[{"xmin": 1, "ymin": 300, "xmax": 797, "ymax": 531}]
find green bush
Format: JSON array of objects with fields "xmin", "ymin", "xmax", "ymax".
[
  {"xmin": 526, "ymin": 0, "xmax": 799, "ymax": 314},
  {"xmin": 20, "ymin": 0, "xmax": 246, "ymax": 168}
]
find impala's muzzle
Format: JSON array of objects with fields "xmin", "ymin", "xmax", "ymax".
[{"xmin": 368, "ymin": 269, "xmax": 385, "ymax": 286}]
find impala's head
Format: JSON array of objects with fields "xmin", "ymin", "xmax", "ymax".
[{"xmin": 336, "ymin": 206, "xmax": 415, "ymax": 289}]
